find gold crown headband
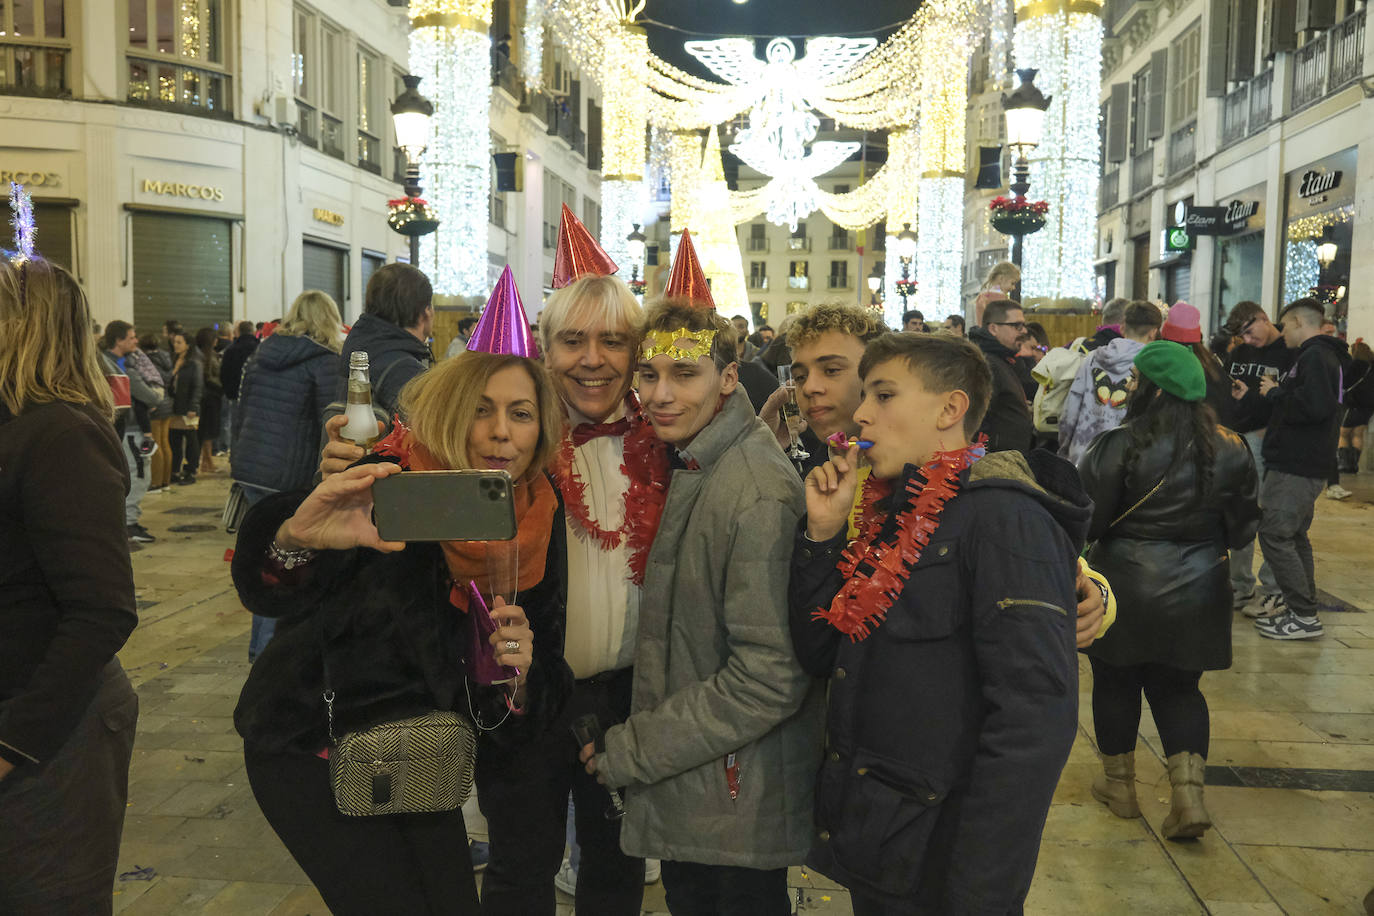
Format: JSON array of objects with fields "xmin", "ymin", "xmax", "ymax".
[{"xmin": 641, "ymin": 327, "xmax": 716, "ymax": 362}]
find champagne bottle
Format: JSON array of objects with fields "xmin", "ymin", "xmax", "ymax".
[{"xmin": 340, "ymin": 351, "xmax": 378, "ymax": 448}]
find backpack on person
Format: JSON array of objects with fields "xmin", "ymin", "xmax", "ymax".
[{"xmin": 1031, "ymin": 338, "xmax": 1091, "ymax": 435}]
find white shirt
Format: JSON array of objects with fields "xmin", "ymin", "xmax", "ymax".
[{"xmin": 561, "ymin": 404, "xmax": 640, "ymax": 679}]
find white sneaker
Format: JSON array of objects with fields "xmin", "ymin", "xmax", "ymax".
[
  {"xmin": 1242, "ymin": 592, "xmax": 1286, "ymax": 620},
  {"xmin": 554, "ymin": 859, "xmax": 577, "ymax": 896},
  {"xmin": 1324, "ymin": 484, "xmax": 1353, "ymax": 500},
  {"xmin": 644, "ymin": 858, "xmax": 661, "ymax": 884}
]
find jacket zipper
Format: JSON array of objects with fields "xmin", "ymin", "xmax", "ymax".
[{"xmin": 996, "ymin": 598, "xmax": 1068, "ymax": 616}]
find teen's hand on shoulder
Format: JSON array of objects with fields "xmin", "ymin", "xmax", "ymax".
[
  {"xmin": 319, "ymin": 414, "xmax": 385, "ymax": 480},
  {"xmin": 1074, "ymin": 563, "xmax": 1105, "ymax": 648},
  {"xmin": 488, "ymin": 596, "xmax": 534, "ymax": 676},
  {"xmin": 805, "ymin": 444, "xmax": 862, "ymax": 542},
  {"xmin": 276, "ymin": 462, "xmax": 406, "ymax": 553}
]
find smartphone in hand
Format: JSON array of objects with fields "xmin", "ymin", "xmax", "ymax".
[{"xmin": 372, "ymin": 470, "xmax": 517, "ymax": 542}]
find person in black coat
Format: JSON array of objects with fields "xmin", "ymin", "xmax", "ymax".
[
  {"xmin": 1, "ymin": 256, "xmax": 140, "ymax": 914},
  {"xmin": 333, "ymin": 264, "xmax": 435, "ymax": 424},
  {"xmin": 1080, "ymin": 341, "xmax": 1258, "ymax": 841},
  {"xmin": 969, "ymin": 298, "xmax": 1035, "ymax": 454},
  {"xmin": 789, "ymin": 334, "xmax": 1084, "ymax": 914},
  {"xmin": 231, "ymin": 291, "xmax": 347, "ymax": 660},
  {"xmin": 220, "ymin": 319, "xmax": 259, "ymax": 435},
  {"xmin": 233, "ymin": 351, "xmax": 574, "ymax": 916},
  {"xmin": 167, "ymin": 330, "xmax": 204, "ymax": 483}
]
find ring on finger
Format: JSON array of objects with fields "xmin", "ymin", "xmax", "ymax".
[{"xmin": 503, "ymin": 639, "xmax": 520, "ymax": 652}]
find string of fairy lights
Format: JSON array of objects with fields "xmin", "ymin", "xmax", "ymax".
[{"xmin": 407, "ymin": 0, "xmax": 1103, "ymax": 313}]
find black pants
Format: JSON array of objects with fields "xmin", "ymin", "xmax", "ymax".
[
  {"xmin": 0, "ymin": 661, "xmax": 137, "ymax": 916},
  {"xmin": 1090, "ymin": 657, "xmax": 1209, "ymax": 758},
  {"xmin": 244, "ymin": 749, "xmax": 479, "ymax": 916},
  {"xmin": 169, "ymin": 426, "xmax": 198, "ymax": 477},
  {"xmin": 660, "ymin": 860, "xmax": 791, "ymax": 916},
  {"xmin": 476, "ymin": 668, "xmax": 644, "ymax": 916}
]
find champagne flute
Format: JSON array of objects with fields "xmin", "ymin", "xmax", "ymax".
[
  {"xmin": 484, "ymin": 540, "xmax": 521, "ymax": 685},
  {"xmin": 776, "ymin": 366, "xmax": 809, "ymax": 461}
]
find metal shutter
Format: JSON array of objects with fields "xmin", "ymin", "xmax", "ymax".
[
  {"xmin": 1230, "ymin": 0, "xmax": 1259, "ymax": 80},
  {"xmin": 303, "ymin": 240, "xmax": 347, "ymax": 313},
  {"xmin": 1207, "ymin": 0, "xmax": 1232, "ymax": 97},
  {"xmin": 1166, "ymin": 261, "xmax": 1192, "ymax": 304},
  {"xmin": 34, "ymin": 204, "xmax": 73, "ymax": 271},
  {"xmin": 132, "ymin": 212, "xmax": 232, "ymax": 334}
]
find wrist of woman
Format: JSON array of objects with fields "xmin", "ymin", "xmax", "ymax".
[{"xmin": 273, "ymin": 518, "xmax": 309, "ymax": 551}]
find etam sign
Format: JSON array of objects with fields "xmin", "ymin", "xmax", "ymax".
[
  {"xmin": 1298, "ymin": 169, "xmax": 1342, "ymax": 199},
  {"xmin": 1176, "ymin": 200, "xmax": 1259, "ymax": 236}
]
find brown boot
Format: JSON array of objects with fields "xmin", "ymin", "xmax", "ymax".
[
  {"xmin": 1161, "ymin": 752, "xmax": 1211, "ymax": 840},
  {"xmin": 1091, "ymin": 752, "xmax": 1140, "ymax": 818}
]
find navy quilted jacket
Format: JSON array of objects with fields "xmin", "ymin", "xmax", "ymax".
[{"xmin": 230, "ymin": 334, "xmax": 337, "ymax": 493}]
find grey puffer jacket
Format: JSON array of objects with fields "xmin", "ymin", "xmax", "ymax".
[
  {"xmin": 230, "ymin": 334, "xmax": 338, "ymax": 493},
  {"xmin": 597, "ymin": 389, "xmax": 825, "ymax": 869}
]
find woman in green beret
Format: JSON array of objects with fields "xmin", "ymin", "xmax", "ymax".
[{"xmin": 1078, "ymin": 340, "xmax": 1259, "ymax": 841}]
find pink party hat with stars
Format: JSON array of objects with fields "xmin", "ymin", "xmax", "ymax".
[{"xmin": 467, "ymin": 265, "xmax": 538, "ymax": 358}]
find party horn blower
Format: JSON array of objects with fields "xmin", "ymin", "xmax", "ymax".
[{"xmin": 826, "ymin": 432, "xmax": 874, "ymax": 450}]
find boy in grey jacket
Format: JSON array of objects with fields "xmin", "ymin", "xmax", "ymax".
[{"xmin": 580, "ymin": 299, "xmax": 823, "ymax": 915}]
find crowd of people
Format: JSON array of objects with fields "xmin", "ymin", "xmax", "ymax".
[{"xmin": 3, "ymin": 191, "xmax": 1370, "ymax": 916}]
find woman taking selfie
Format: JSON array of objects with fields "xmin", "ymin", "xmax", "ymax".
[
  {"xmin": 0, "ymin": 242, "xmax": 140, "ymax": 913},
  {"xmin": 232, "ymin": 273, "xmax": 572, "ymax": 915}
]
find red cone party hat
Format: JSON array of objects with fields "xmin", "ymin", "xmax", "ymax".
[
  {"xmin": 551, "ymin": 203, "xmax": 618, "ymax": 289},
  {"xmin": 664, "ymin": 229, "xmax": 715, "ymax": 310},
  {"xmin": 467, "ymin": 265, "xmax": 538, "ymax": 358}
]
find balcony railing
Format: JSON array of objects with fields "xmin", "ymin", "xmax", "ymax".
[
  {"xmin": 322, "ymin": 113, "xmax": 346, "ymax": 160},
  {"xmin": 2, "ymin": 44, "xmax": 69, "ymax": 97},
  {"xmin": 296, "ymin": 99, "xmax": 318, "ymax": 148},
  {"xmin": 128, "ymin": 57, "xmax": 231, "ymax": 117},
  {"xmin": 746, "ymin": 237, "xmax": 769, "ymax": 252},
  {"xmin": 787, "ymin": 237, "xmax": 811, "ymax": 252},
  {"xmin": 787, "ymin": 276, "xmax": 810, "ymax": 290},
  {"xmin": 828, "ymin": 234, "xmax": 853, "ymax": 251},
  {"xmin": 491, "ymin": 51, "xmax": 523, "ymax": 100},
  {"xmin": 827, "ymin": 276, "xmax": 852, "ymax": 290},
  {"xmin": 1130, "ymin": 147, "xmax": 1154, "ymax": 195},
  {"xmin": 357, "ymin": 130, "xmax": 381, "ymax": 175},
  {"xmin": 747, "ymin": 276, "xmax": 769, "ymax": 290},
  {"xmin": 1291, "ymin": 33, "xmax": 1329, "ymax": 110},
  {"xmin": 1328, "ymin": 10, "xmax": 1366, "ymax": 92},
  {"xmin": 1167, "ymin": 120, "xmax": 1196, "ymax": 175},
  {"xmin": 1249, "ymin": 67, "xmax": 1273, "ymax": 132},
  {"xmin": 1221, "ymin": 84, "xmax": 1249, "ymax": 145},
  {"xmin": 1100, "ymin": 167, "xmax": 1120, "ymax": 210},
  {"xmin": 975, "ymin": 248, "xmax": 1008, "ymax": 275}
]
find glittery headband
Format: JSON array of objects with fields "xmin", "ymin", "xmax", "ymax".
[
  {"xmin": 6, "ymin": 181, "xmax": 36, "ymax": 304},
  {"xmin": 640, "ymin": 327, "xmax": 717, "ymax": 362}
]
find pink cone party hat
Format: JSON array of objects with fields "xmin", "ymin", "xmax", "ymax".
[
  {"xmin": 664, "ymin": 229, "xmax": 715, "ymax": 310},
  {"xmin": 552, "ymin": 203, "xmax": 618, "ymax": 289},
  {"xmin": 467, "ymin": 265, "xmax": 538, "ymax": 357}
]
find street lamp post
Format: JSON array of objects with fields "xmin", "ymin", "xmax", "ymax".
[
  {"xmin": 999, "ymin": 69, "xmax": 1051, "ymax": 269},
  {"xmin": 626, "ymin": 223, "xmax": 647, "ymax": 295},
  {"xmin": 895, "ymin": 223, "xmax": 918, "ymax": 307},
  {"xmin": 390, "ymin": 75, "xmax": 438, "ymax": 267}
]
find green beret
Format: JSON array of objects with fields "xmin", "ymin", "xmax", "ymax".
[{"xmin": 1134, "ymin": 340, "xmax": 1205, "ymax": 402}]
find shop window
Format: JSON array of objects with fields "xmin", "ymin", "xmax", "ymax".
[
  {"xmin": 0, "ymin": 0, "xmax": 70, "ymax": 97},
  {"xmin": 125, "ymin": 0, "xmax": 230, "ymax": 115}
]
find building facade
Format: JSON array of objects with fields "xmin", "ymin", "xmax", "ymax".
[
  {"xmin": 1094, "ymin": 0, "xmax": 1373, "ymax": 337},
  {"xmin": 0, "ymin": 0, "xmax": 609, "ymax": 340}
]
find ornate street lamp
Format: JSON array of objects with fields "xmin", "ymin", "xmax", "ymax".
[
  {"xmin": 626, "ymin": 223, "xmax": 647, "ymax": 296},
  {"xmin": 389, "ymin": 75, "xmax": 439, "ymax": 267},
  {"xmin": 866, "ymin": 262, "xmax": 883, "ymax": 306},
  {"xmin": 895, "ymin": 223, "xmax": 918, "ymax": 307},
  {"xmin": 998, "ymin": 69, "xmax": 1052, "ymax": 269}
]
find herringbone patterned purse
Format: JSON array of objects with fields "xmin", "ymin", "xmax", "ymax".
[{"xmin": 327, "ymin": 709, "xmax": 477, "ymax": 817}]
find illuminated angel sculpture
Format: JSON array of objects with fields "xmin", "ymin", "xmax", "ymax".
[{"xmin": 684, "ymin": 36, "xmax": 876, "ymax": 229}]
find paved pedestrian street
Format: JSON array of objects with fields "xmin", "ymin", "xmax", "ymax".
[{"xmin": 110, "ymin": 469, "xmax": 1374, "ymax": 915}]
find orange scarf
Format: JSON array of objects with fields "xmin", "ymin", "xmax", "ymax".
[{"xmin": 405, "ymin": 436, "xmax": 558, "ymax": 609}]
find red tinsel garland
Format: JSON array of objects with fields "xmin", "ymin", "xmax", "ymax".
[
  {"xmin": 814, "ymin": 440, "xmax": 985, "ymax": 641},
  {"xmin": 551, "ymin": 393, "xmax": 670, "ymax": 586}
]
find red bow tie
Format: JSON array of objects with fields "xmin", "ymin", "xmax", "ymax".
[{"xmin": 571, "ymin": 417, "xmax": 632, "ymax": 447}]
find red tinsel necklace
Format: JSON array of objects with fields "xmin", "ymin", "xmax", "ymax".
[
  {"xmin": 814, "ymin": 439, "xmax": 986, "ymax": 641},
  {"xmin": 551, "ymin": 392, "xmax": 670, "ymax": 586}
]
